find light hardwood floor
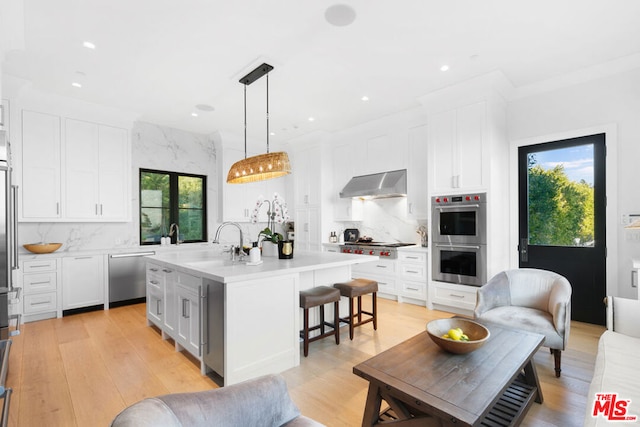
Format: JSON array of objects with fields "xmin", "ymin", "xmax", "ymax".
[{"xmin": 5, "ymin": 298, "xmax": 604, "ymax": 426}]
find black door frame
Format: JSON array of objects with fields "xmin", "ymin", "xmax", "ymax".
[{"xmin": 509, "ymin": 125, "xmax": 618, "ymax": 303}]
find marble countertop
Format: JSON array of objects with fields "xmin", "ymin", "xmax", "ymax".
[{"xmin": 147, "ymin": 249, "xmax": 378, "ymax": 284}]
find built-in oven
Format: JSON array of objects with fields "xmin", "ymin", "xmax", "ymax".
[
  {"xmin": 432, "ymin": 193, "xmax": 487, "ymax": 286},
  {"xmin": 432, "ymin": 243, "xmax": 487, "ymax": 286}
]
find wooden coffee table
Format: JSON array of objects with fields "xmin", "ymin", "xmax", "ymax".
[{"xmin": 353, "ymin": 322, "xmax": 544, "ymax": 426}]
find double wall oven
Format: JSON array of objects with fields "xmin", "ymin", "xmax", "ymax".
[{"xmin": 432, "ymin": 193, "xmax": 487, "ymax": 287}]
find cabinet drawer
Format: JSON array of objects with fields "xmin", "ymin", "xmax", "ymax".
[
  {"xmin": 23, "ymin": 259, "xmax": 57, "ymax": 273},
  {"xmin": 24, "ymin": 292, "xmax": 58, "ymax": 314},
  {"xmin": 433, "ymin": 284, "xmax": 477, "ymax": 309},
  {"xmin": 398, "ymin": 252, "xmax": 427, "ymax": 264},
  {"xmin": 400, "ymin": 264, "xmax": 426, "ymax": 281},
  {"xmin": 23, "ymin": 272, "xmax": 57, "ymax": 293},
  {"xmin": 399, "ymin": 281, "xmax": 427, "ymax": 299},
  {"xmin": 352, "ymin": 259, "xmax": 396, "ymax": 277}
]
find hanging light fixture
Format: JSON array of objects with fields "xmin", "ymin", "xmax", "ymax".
[{"xmin": 227, "ymin": 63, "xmax": 291, "ymax": 184}]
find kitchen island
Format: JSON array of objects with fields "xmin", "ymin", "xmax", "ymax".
[{"xmin": 145, "ymin": 249, "xmax": 377, "ymax": 386}]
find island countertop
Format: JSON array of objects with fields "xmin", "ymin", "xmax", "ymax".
[{"xmin": 146, "ymin": 249, "xmax": 378, "ymax": 283}]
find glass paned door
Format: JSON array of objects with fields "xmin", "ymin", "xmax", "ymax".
[{"xmin": 518, "ymin": 134, "xmax": 606, "ymax": 325}]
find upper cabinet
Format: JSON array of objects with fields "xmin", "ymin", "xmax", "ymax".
[
  {"xmin": 21, "ymin": 111, "xmax": 62, "ymax": 219},
  {"xmin": 406, "ymin": 124, "xmax": 429, "ymax": 219},
  {"xmin": 65, "ymin": 119, "xmax": 130, "ymax": 221},
  {"xmin": 428, "ymin": 102, "xmax": 484, "ymax": 193},
  {"xmin": 362, "ymin": 134, "xmax": 407, "ymax": 175},
  {"xmin": 293, "ymin": 145, "xmax": 321, "ymax": 207},
  {"xmin": 332, "ymin": 143, "xmax": 363, "ymax": 221},
  {"xmin": 20, "ymin": 110, "xmax": 131, "ymax": 222}
]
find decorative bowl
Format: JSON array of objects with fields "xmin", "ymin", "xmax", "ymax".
[
  {"xmin": 426, "ymin": 318, "xmax": 490, "ymax": 354},
  {"xmin": 23, "ymin": 243, "xmax": 63, "ymax": 254}
]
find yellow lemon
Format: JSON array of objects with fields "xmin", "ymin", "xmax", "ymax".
[{"xmin": 447, "ymin": 328, "xmax": 462, "ymax": 340}]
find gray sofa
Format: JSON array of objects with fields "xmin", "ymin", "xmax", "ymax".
[
  {"xmin": 110, "ymin": 374, "xmax": 324, "ymax": 427},
  {"xmin": 584, "ymin": 296, "xmax": 640, "ymax": 426}
]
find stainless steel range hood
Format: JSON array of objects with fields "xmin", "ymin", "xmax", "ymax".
[{"xmin": 339, "ymin": 169, "xmax": 407, "ymax": 199}]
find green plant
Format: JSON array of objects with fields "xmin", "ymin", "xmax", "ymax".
[{"xmin": 259, "ymin": 227, "xmax": 283, "ymax": 243}]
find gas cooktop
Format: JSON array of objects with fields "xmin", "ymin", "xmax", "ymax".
[{"xmin": 343, "ymin": 242, "xmax": 416, "ymax": 247}]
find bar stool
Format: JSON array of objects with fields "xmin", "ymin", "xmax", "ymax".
[
  {"xmin": 333, "ymin": 278, "xmax": 378, "ymax": 340},
  {"xmin": 299, "ymin": 286, "xmax": 341, "ymax": 357}
]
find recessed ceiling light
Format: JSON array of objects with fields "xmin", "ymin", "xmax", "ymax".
[
  {"xmin": 71, "ymin": 82, "xmax": 82, "ymax": 88},
  {"xmin": 82, "ymin": 41, "xmax": 96, "ymax": 49},
  {"xmin": 270, "ymin": 132, "xmax": 276, "ymax": 136},
  {"xmin": 195, "ymin": 104, "xmax": 215, "ymax": 112},
  {"xmin": 325, "ymin": 4, "xmax": 357, "ymax": 27},
  {"xmin": 191, "ymin": 112, "xmax": 198, "ymax": 117},
  {"xmin": 440, "ymin": 65, "xmax": 450, "ymax": 72},
  {"xmin": 361, "ymin": 96, "xmax": 369, "ymax": 101},
  {"xmin": 308, "ymin": 117, "xmax": 315, "ymax": 122}
]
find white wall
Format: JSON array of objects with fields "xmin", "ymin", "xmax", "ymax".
[{"xmin": 507, "ymin": 67, "xmax": 640, "ymax": 298}]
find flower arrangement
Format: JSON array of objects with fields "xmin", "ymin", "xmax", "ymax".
[{"xmin": 251, "ymin": 193, "xmax": 291, "ymax": 243}]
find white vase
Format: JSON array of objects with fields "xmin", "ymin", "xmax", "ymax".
[{"xmin": 262, "ymin": 241, "xmax": 279, "ymax": 257}]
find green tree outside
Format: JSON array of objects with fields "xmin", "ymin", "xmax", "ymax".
[{"xmin": 528, "ymin": 155, "xmax": 594, "ymax": 246}]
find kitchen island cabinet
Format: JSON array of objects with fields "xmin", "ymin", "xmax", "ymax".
[{"xmin": 146, "ymin": 250, "xmax": 376, "ymax": 386}]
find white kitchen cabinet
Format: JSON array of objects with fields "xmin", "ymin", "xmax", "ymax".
[
  {"xmin": 21, "ymin": 258, "xmax": 61, "ymax": 321},
  {"xmin": 294, "ymin": 207, "xmax": 321, "ymax": 252},
  {"xmin": 293, "ymin": 145, "xmax": 321, "ymax": 207},
  {"xmin": 64, "ymin": 119, "xmax": 130, "ymax": 221},
  {"xmin": 62, "ymin": 255, "xmax": 105, "ymax": 310},
  {"xmin": 21, "ymin": 110, "xmax": 62, "ymax": 220},
  {"xmin": 332, "ymin": 143, "xmax": 363, "ymax": 221},
  {"xmin": 363, "ymin": 134, "xmax": 407, "ymax": 175},
  {"xmin": 176, "ymin": 272, "xmax": 202, "ymax": 356},
  {"xmin": 431, "ymin": 282, "xmax": 478, "ymax": 313},
  {"xmin": 406, "ymin": 124, "xmax": 429, "ymax": 219},
  {"xmin": 146, "ymin": 265, "xmax": 164, "ymax": 325},
  {"xmin": 146, "ymin": 263, "xmax": 177, "ymax": 335},
  {"xmin": 429, "ymin": 102, "xmax": 484, "ymax": 192},
  {"xmin": 162, "ymin": 267, "xmax": 177, "ymax": 334},
  {"xmin": 352, "ymin": 258, "xmax": 398, "ymax": 299},
  {"xmin": 397, "ymin": 250, "xmax": 427, "ymax": 303}
]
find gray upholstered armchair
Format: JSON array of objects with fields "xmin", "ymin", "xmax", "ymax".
[
  {"xmin": 110, "ymin": 374, "xmax": 324, "ymax": 427},
  {"xmin": 474, "ymin": 268, "xmax": 572, "ymax": 377}
]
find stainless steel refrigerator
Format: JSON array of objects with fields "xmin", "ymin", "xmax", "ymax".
[{"xmin": 0, "ymin": 130, "xmax": 19, "ymax": 340}]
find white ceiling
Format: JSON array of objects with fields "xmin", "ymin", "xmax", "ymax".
[{"xmin": 3, "ymin": 0, "xmax": 640, "ymax": 143}]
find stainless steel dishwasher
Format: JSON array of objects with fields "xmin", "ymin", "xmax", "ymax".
[{"xmin": 108, "ymin": 251, "xmax": 156, "ymax": 307}]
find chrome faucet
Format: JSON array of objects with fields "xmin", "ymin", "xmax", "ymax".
[
  {"xmin": 169, "ymin": 223, "xmax": 180, "ymax": 245},
  {"xmin": 213, "ymin": 222, "xmax": 244, "ymax": 249}
]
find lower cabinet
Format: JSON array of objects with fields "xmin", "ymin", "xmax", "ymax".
[
  {"xmin": 22, "ymin": 258, "xmax": 61, "ymax": 321},
  {"xmin": 62, "ymin": 255, "xmax": 105, "ymax": 310},
  {"xmin": 147, "ymin": 262, "xmax": 202, "ymax": 360},
  {"xmin": 430, "ymin": 281, "xmax": 478, "ymax": 313}
]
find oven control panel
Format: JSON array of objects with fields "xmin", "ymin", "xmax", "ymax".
[{"xmin": 432, "ymin": 193, "xmax": 484, "ymax": 205}]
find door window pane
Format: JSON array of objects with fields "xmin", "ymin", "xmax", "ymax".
[
  {"xmin": 527, "ymin": 144, "xmax": 594, "ymax": 246},
  {"xmin": 140, "ymin": 172, "xmax": 170, "ymax": 243}
]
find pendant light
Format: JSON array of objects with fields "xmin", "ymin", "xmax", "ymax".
[{"xmin": 227, "ymin": 63, "xmax": 291, "ymax": 184}]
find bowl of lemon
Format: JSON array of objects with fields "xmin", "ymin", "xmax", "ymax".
[{"xmin": 426, "ymin": 318, "xmax": 490, "ymax": 354}]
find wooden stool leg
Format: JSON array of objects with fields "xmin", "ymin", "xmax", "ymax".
[
  {"xmin": 349, "ymin": 296, "xmax": 355, "ymax": 340},
  {"xmin": 334, "ymin": 300, "xmax": 340, "ymax": 345},
  {"xmin": 303, "ymin": 308, "xmax": 310, "ymax": 357},
  {"xmin": 357, "ymin": 296, "xmax": 363, "ymax": 323},
  {"xmin": 372, "ymin": 292, "xmax": 377, "ymax": 330},
  {"xmin": 320, "ymin": 305, "xmax": 325, "ymax": 335}
]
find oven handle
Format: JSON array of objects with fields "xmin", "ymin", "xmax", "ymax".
[
  {"xmin": 435, "ymin": 204, "xmax": 481, "ymax": 210},
  {"xmin": 434, "ymin": 244, "xmax": 481, "ymax": 250}
]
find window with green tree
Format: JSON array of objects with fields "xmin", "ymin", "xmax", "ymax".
[{"xmin": 140, "ymin": 169, "xmax": 207, "ymax": 244}]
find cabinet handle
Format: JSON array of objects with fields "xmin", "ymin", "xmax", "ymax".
[
  {"xmin": 95, "ymin": 204, "xmax": 99, "ymax": 215},
  {"xmin": 408, "ymin": 202, "xmax": 413, "ymax": 214},
  {"xmin": 376, "ymin": 265, "xmax": 388, "ymax": 269},
  {"xmin": 632, "ymin": 270, "xmax": 638, "ymax": 288},
  {"xmin": 149, "ymin": 280, "xmax": 159, "ymax": 285},
  {"xmin": 31, "ymin": 299, "xmax": 52, "ymax": 306},
  {"xmin": 182, "ymin": 298, "xmax": 189, "ymax": 318},
  {"xmin": 29, "ymin": 280, "xmax": 51, "ymax": 286},
  {"xmin": 449, "ymin": 294, "xmax": 465, "ymax": 299},
  {"xmin": 56, "ymin": 202, "xmax": 60, "ymax": 215},
  {"xmin": 28, "ymin": 264, "xmax": 50, "ymax": 269},
  {"xmin": 304, "ymin": 195, "xmax": 309, "ymax": 204},
  {"xmin": 157, "ymin": 300, "xmax": 162, "ymax": 315},
  {"xmin": 407, "ymin": 287, "xmax": 419, "ymax": 291},
  {"xmin": 100, "ymin": 204, "xmax": 103, "ymax": 215},
  {"xmin": 74, "ymin": 256, "xmax": 92, "ymax": 260},
  {"xmin": 150, "ymin": 268, "xmax": 159, "ymax": 272},
  {"xmin": 162, "ymin": 269, "xmax": 173, "ymax": 273},
  {"xmin": 406, "ymin": 270, "xmax": 420, "ymax": 274},
  {"xmin": 406, "ymin": 256, "xmax": 419, "ymax": 260}
]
